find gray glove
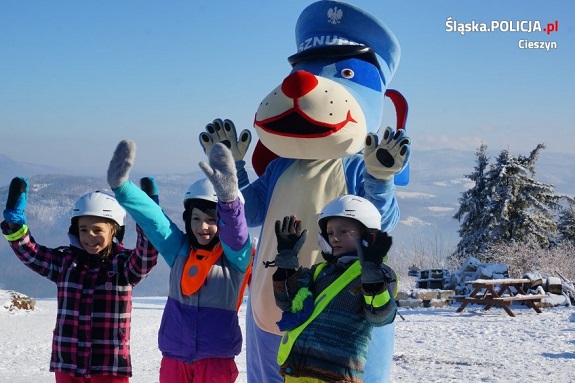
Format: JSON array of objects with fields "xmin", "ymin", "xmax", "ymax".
[
  {"xmin": 108, "ymin": 140, "xmax": 136, "ymax": 189},
  {"xmin": 199, "ymin": 142, "xmax": 238, "ymax": 202}
]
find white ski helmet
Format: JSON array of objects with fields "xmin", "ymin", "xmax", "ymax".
[
  {"xmin": 183, "ymin": 178, "xmax": 244, "ymax": 208},
  {"xmin": 71, "ymin": 191, "xmax": 126, "ymax": 226},
  {"xmin": 183, "ymin": 178, "xmax": 218, "ymax": 206},
  {"xmin": 318, "ymin": 195, "xmax": 382, "ymax": 232}
]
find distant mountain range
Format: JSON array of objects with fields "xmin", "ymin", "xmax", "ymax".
[{"xmin": 1, "ymin": 149, "xmax": 574, "ymax": 297}]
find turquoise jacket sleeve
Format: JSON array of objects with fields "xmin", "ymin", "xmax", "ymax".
[{"xmin": 113, "ymin": 180, "xmax": 186, "ymax": 268}]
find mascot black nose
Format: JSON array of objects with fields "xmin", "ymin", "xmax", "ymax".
[{"xmin": 281, "ymin": 70, "xmax": 318, "ymax": 99}]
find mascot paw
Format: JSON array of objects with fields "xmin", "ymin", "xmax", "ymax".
[
  {"xmin": 198, "ymin": 118, "xmax": 252, "ymax": 162},
  {"xmin": 364, "ymin": 127, "xmax": 411, "ymax": 180}
]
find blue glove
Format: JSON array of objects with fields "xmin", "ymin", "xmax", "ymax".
[
  {"xmin": 3, "ymin": 177, "xmax": 29, "ymax": 225},
  {"xmin": 276, "ymin": 290, "xmax": 314, "ymax": 331},
  {"xmin": 140, "ymin": 177, "xmax": 159, "ymax": 205}
]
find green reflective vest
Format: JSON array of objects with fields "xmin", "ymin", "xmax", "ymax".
[{"xmin": 277, "ymin": 260, "xmax": 361, "ymax": 365}]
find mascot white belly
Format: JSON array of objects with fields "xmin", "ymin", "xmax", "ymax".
[{"xmin": 250, "ymin": 159, "xmax": 347, "ymax": 333}]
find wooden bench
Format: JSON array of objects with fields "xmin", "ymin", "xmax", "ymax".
[
  {"xmin": 453, "ymin": 279, "xmax": 546, "ymax": 317},
  {"xmin": 492, "ymin": 295, "xmax": 547, "ymax": 302}
]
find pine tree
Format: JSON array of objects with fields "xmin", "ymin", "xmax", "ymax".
[
  {"xmin": 453, "ymin": 143, "xmax": 564, "ymax": 261},
  {"xmin": 558, "ymin": 200, "xmax": 575, "ymax": 244},
  {"xmin": 453, "ymin": 143, "xmax": 490, "ymax": 258}
]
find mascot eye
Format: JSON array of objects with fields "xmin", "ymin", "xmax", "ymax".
[{"xmin": 341, "ymin": 68, "xmax": 354, "ymax": 79}]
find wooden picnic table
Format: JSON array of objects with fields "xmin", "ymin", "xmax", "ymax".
[{"xmin": 454, "ymin": 278, "xmax": 546, "ymax": 317}]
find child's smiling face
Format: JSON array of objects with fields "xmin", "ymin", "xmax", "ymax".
[
  {"xmin": 190, "ymin": 208, "xmax": 218, "ymax": 246},
  {"xmin": 77, "ymin": 216, "xmax": 115, "ymax": 255}
]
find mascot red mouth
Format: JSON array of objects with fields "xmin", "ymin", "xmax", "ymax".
[
  {"xmin": 254, "ymin": 108, "xmax": 357, "ymax": 138},
  {"xmin": 254, "ymin": 70, "xmax": 357, "ymax": 138}
]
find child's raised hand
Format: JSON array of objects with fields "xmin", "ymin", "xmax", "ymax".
[
  {"xmin": 271, "ymin": 215, "xmax": 308, "ymax": 269},
  {"xmin": 108, "ymin": 140, "xmax": 136, "ymax": 189},
  {"xmin": 357, "ymin": 229, "xmax": 392, "ymax": 265},
  {"xmin": 357, "ymin": 230, "xmax": 395, "ymax": 292},
  {"xmin": 199, "ymin": 142, "xmax": 238, "ymax": 203},
  {"xmin": 3, "ymin": 177, "xmax": 29, "ymax": 226}
]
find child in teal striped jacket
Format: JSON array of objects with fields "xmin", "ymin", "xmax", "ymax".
[{"xmin": 270, "ymin": 195, "xmax": 397, "ymax": 383}]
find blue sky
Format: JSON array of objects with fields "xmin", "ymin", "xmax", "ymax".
[{"xmin": 1, "ymin": 1, "xmax": 573, "ymax": 175}]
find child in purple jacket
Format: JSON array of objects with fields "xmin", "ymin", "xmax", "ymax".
[
  {"xmin": 107, "ymin": 141, "xmax": 252, "ymax": 383},
  {"xmin": 2, "ymin": 181, "xmax": 158, "ymax": 383}
]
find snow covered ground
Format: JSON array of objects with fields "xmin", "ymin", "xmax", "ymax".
[{"xmin": 1, "ymin": 293, "xmax": 574, "ymax": 382}]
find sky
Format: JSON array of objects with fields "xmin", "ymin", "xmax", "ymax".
[
  {"xmin": 1, "ymin": 1, "xmax": 573, "ymax": 175},
  {"xmin": 1, "ymin": 293, "xmax": 574, "ymax": 382}
]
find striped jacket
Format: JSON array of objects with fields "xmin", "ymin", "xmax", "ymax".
[
  {"xmin": 112, "ymin": 180, "xmax": 252, "ymax": 363},
  {"xmin": 1, "ymin": 221, "xmax": 158, "ymax": 378},
  {"xmin": 273, "ymin": 255, "xmax": 397, "ymax": 383}
]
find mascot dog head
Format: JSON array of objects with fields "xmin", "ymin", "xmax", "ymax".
[{"xmin": 253, "ymin": 0, "xmax": 403, "ymax": 171}]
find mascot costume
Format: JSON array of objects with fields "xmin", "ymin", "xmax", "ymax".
[{"xmin": 200, "ymin": 1, "xmax": 410, "ymax": 382}]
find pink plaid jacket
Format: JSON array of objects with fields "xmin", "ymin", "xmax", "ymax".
[{"xmin": 2, "ymin": 222, "xmax": 158, "ymax": 378}]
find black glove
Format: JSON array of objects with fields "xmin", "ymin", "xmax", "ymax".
[
  {"xmin": 357, "ymin": 230, "xmax": 395, "ymax": 288},
  {"xmin": 269, "ymin": 215, "xmax": 308, "ymax": 269},
  {"xmin": 3, "ymin": 177, "xmax": 29, "ymax": 225},
  {"xmin": 359, "ymin": 229, "xmax": 392, "ymax": 265},
  {"xmin": 140, "ymin": 177, "xmax": 160, "ymax": 205}
]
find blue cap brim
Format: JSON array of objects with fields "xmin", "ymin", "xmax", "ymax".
[{"xmin": 288, "ymin": 45, "xmax": 380, "ymax": 70}]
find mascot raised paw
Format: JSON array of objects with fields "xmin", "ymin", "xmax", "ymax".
[{"xmin": 200, "ymin": 2, "xmax": 410, "ymax": 382}]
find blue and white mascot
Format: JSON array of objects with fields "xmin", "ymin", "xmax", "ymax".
[{"xmin": 199, "ymin": 1, "xmax": 410, "ymax": 382}]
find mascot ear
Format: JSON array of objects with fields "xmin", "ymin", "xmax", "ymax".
[
  {"xmin": 252, "ymin": 140, "xmax": 280, "ymax": 177},
  {"xmin": 385, "ymin": 89, "xmax": 410, "ymax": 186},
  {"xmin": 385, "ymin": 89, "xmax": 407, "ymax": 130}
]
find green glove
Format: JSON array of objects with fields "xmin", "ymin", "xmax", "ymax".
[
  {"xmin": 199, "ymin": 142, "xmax": 238, "ymax": 202},
  {"xmin": 3, "ymin": 177, "xmax": 29, "ymax": 225},
  {"xmin": 140, "ymin": 177, "xmax": 160, "ymax": 205},
  {"xmin": 108, "ymin": 140, "xmax": 136, "ymax": 189}
]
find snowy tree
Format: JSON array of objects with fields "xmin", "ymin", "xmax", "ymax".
[
  {"xmin": 453, "ymin": 143, "xmax": 491, "ymax": 258},
  {"xmin": 453, "ymin": 143, "xmax": 564, "ymax": 262},
  {"xmin": 558, "ymin": 200, "xmax": 575, "ymax": 244}
]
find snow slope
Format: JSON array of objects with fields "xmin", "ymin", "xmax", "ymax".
[{"xmin": 1, "ymin": 293, "xmax": 574, "ymax": 382}]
